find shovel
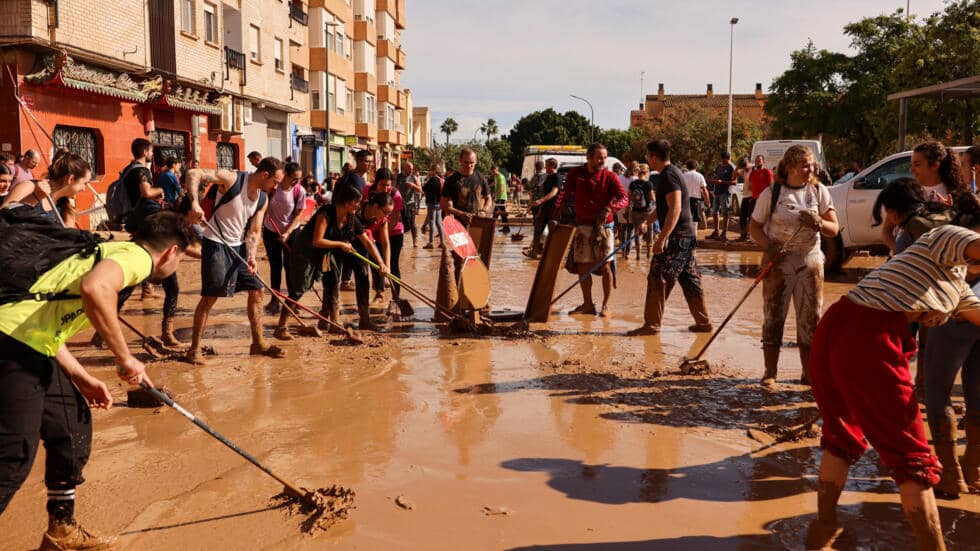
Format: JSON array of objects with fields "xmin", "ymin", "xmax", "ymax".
[
  {"xmin": 679, "ymin": 225, "xmax": 805, "ymax": 374},
  {"xmin": 137, "ymin": 382, "xmax": 354, "ymax": 531}
]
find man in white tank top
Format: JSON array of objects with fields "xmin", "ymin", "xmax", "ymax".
[{"xmin": 182, "ymin": 157, "xmax": 284, "ymax": 364}]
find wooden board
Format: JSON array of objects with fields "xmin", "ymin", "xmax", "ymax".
[
  {"xmin": 459, "ymin": 257, "xmax": 490, "ymax": 310},
  {"xmin": 467, "ymin": 216, "xmax": 497, "ymax": 269},
  {"xmin": 524, "ymin": 224, "xmax": 575, "ymax": 323}
]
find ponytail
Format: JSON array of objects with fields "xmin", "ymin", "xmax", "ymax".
[{"xmin": 913, "ymin": 140, "xmax": 966, "ymax": 197}]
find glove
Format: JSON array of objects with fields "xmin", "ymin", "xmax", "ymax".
[{"xmin": 799, "ymin": 210, "xmax": 821, "ymax": 230}]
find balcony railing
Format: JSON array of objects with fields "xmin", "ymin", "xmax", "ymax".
[
  {"xmin": 290, "ymin": 74, "xmax": 310, "ymax": 93},
  {"xmin": 289, "ymin": 3, "xmax": 308, "ymax": 25},
  {"xmin": 225, "ymin": 47, "xmax": 247, "ymax": 86}
]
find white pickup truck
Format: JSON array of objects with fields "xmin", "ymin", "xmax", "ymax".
[{"xmin": 823, "ymin": 147, "xmax": 968, "ymax": 271}]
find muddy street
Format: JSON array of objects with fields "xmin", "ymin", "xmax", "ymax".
[{"xmin": 2, "ymin": 232, "xmax": 978, "ymax": 550}]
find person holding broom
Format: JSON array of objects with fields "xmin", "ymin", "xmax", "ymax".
[
  {"xmin": 275, "ymin": 185, "xmax": 389, "ymax": 335},
  {"xmin": 366, "ymin": 168, "xmax": 406, "ymax": 312},
  {"xmin": 806, "ymin": 191, "xmax": 980, "ymax": 550},
  {"xmin": 0, "ymin": 211, "xmax": 197, "ymax": 550},
  {"xmin": 749, "ymin": 145, "xmax": 838, "ymax": 387}
]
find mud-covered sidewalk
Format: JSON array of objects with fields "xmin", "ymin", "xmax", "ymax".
[{"xmin": 2, "ymin": 232, "xmax": 978, "ymax": 550}]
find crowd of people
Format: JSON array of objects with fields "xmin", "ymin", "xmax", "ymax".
[{"xmin": 0, "ymin": 131, "xmax": 979, "ymax": 550}]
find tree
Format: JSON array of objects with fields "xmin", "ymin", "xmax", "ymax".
[
  {"xmin": 633, "ymin": 103, "xmax": 764, "ymax": 170},
  {"xmin": 480, "ymin": 118, "xmax": 499, "ymax": 144},
  {"xmin": 597, "ymin": 127, "xmax": 643, "ymax": 162},
  {"xmin": 502, "ymin": 109, "xmax": 593, "ymax": 173},
  {"xmin": 439, "ymin": 117, "xmax": 459, "ymax": 146}
]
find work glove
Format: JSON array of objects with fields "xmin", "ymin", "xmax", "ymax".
[{"xmin": 799, "ymin": 210, "xmax": 822, "ymax": 230}]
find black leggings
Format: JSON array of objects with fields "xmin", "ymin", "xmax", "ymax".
[
  {"xmin": 162, "ymin": 272, "xmax": 179, "ymax": 318},
  {"xmin": 372, "ymin": 233, "xmax": 404, "ymax": 299},
  {"xmin": 262, "ymin": 227, "xmax": 290, "ymax": 293},
  {"xmin": 322, "ymin": 250, "xmax": 370, "ymax": 314},
  {"xmin": 0, "ymin": 335, "xmax": 91, "ymax": 515}
]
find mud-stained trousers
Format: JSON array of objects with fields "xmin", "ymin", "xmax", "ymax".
[
  {"xmin": 761, "ymin": 249, "xmax": 823, "ymax": 349},
  {"xmin": 642, "ymin": 236, "xmax": 710, "ymax": 329},
  {"xmin": 0, "ymin": 334, "xmax": 91, "ymax": 515}
]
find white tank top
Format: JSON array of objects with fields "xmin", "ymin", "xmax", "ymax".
[{"xmin": 203, "ymin": 172, "xmax": 261, "ymax": 247}]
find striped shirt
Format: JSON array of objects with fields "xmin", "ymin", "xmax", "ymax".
[{"xmin": 848, "ymin": 225, "xmax": 980, "ymax": 314}]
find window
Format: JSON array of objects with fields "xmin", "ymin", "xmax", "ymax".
[
  {"xmin": 335, "ymin": 77, "xmax": 346, "ymax": 114},
  {"xmin": 249, "ymin": 24, "xmax": 261, "ymax": 61},
  {"xmin": 180, "ymin": 0, "xmax": 195, "ymax": 33},
  {"xmin": 386, "ymin": 104, "xmax": 395, "ymax": 132},
  {"xmin": 856, "ymin": 156, "xmax": 912, "ymax": 190},
  {"xmin": 217, "ymin": 143, "xmax": 238, "ymax": 170},
  {"xmin": 150, "ymin": 130, "xmax": 188, "ymax": 166},
  {"xmin": 53, "ymin": 125, "xmax": 99, "ymax": 174},
  {"xmin": 274, "ymin": 38, "xmax": 284, "ymax": 71},
  {"xmin": 327, "ymin": 75, "xmax": 336, "ymax": 112},
  {"xmin": 312, "ymin": 90, "xmax": 321, "ymax": 110},
  {"xmin": 325, "ymin": 25, "xmax": 335, "ymax": 52},
  {"xmin": 346, "ymin": 88, "xmax": 353, "ymax": 114},
  {"xmin": 203, "ymin": 3, "xmax": 217, "ymax": 43}
]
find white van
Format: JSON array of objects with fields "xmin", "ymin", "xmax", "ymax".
[
  {"xmin": 750, "ymin": 140, "xmax": 827, "ymax": 171},
  {"xmin": 520, "ymin": 145, "xmax": 622, "ymax": 182}
]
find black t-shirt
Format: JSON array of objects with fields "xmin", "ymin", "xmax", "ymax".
[
  {"xmin": 629, "ymin": 179, "xmax": 653, "ymax": 213},
  {"xmin": 123, "ymin": 161, "xmax": 153, "ymax": 208},
  {"xmin": 713, "ymin": 162, "xmax": 736, "ymax": 194},
  {"xmin": 540, "ymin": 173, "xmax": 560, "ymax": 210},
  {"xmin": 655, "ymin": 164, "xmax": 694, "ymax": 239},
  {"xmin": 423, "ymin": 176, "xmax": 443, "ymax": 205},
  {"xmin": 441, "ymin": 171, "xmax": 490, "ymax": 225},
  {"xmin": 397, "ymin": 173, "xmax": 420, "ymax": 207}
]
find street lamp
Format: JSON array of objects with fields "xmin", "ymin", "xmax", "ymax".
[
  {"xmin": 726, "ymin": 17, "xmax": 738, "ymax": 156},
  {"xmin": 324, "ymin": 20, "xmax": 340, "ymax": 175},
  {"xmin": 570, "ymin": 94, "xmax": 595, "ymax": 143}
]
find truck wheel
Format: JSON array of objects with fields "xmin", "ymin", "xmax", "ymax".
[{"xmin": 822, "ymin": 235, "xmax": 846, "ymax": 273}]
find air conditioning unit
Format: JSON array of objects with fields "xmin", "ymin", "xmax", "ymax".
[
  {"xmin": 243, "ymin": 101, "xmax": 253, "ymax": 125},
  {"xmin": 233, "ymin": 100, "xmax": 244, "ymax": 133}
]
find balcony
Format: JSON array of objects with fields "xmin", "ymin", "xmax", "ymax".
[
  {"xmin": 395, "ymin": 46, "xmax": 406, "ymax": 70},
  {"xmin": 225, "ymin": 47, "xmax": 247, "ymax": 86},
  {"xmin": 354, "ymin": 20, "xmax": 375, "ymax": 44},
  {"xmin": 290, "ymin": 74, "xmax": 310, "ymax": 93},
  {"xmin": 377, "ymin": 39, "xmax": 397, "ymax": 62},
  {"xmin": 355, "ymin": 122, "xmax": 377, "ymax": 141},
  {"xmin": 396, "ymin": 0, "xmax": 406, "ymax": 29},
  {"xmin": 377, "ymin": 84, "xmax": 395, "ymax": 104},
  {"xmin": 289, "ymin": 2, "xmax": 308, "ymax": 25},
  {"xmin": 354, "ymin": 72, "xmax": 376, "ymax": 93}
]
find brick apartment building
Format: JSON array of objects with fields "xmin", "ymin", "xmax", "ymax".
[
  {"xmin": 630, "ymin": 82, "xmax": 768, "ymax": 130},
  {"xmin": 0, "ymin": 0, "xmax": 311, "ymax": 228},
  {"xmin": 308, "ymin": 0, "xmax": 412, "ymax": 174}
]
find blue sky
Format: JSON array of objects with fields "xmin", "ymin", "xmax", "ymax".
[{"xmin": 400, "ymin": 0, "xmax": 949, "ymax": 143}]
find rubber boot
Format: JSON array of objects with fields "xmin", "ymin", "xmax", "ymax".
[
  {"xmin": 359, "ymin": 305, "xmax": 377, "ymax": 331},
  {"xmin": 934, "ymin": 407, "xmax": 969, "ymax": 498},
  {"xmin": 40, "ymin": 519, "xmax": 116, "ymax": 551},
  {"xmin": 904, "ymin": 506, "xmax": 947, "ymax": 551},
  {"xmin": 963, "ymin": 418, "xmax": 980, "ymax": 493},
  {"xmin": 761, "ymin": 346, "xmax": 779, "ymax": 387},
  {"xmin": 799, "ymin": 344, "xmax": 812, "ymax": 386},
  {"xmin": 160, "ymin": 317, "xmax": 185, "ymax": 347}
]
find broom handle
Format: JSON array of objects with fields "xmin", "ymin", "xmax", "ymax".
[
  {"xmin": 548, "ymin": 233, "xmax": 639, "ymax": 308},
  {"xmin": 687, "ymin": 224, "xmax": 806, "ymax": 362},
  {"xmin": 349, "ymin": 250, "xmax": 461, "ymax": 320},
  {"xmin": 139, "ymin": 382, "xmax": 306, "ymax": 498}
]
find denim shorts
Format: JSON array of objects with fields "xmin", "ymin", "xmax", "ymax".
[{"xmin": 712, "ymin": 191, "xmax": 732, "ymax": 215}]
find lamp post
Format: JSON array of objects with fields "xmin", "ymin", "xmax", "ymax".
[
  {"xmin": 323, "ymin": 20, "xmax": 340, "ymax": 175},
  {"xmin": 569, "ymin": 94, "xmax": 595, "ymax": 143},
  {"xmin": 726, "ymin": 17, "xmax": 738, "ymax": 156}
]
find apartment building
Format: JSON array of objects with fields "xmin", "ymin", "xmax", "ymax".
[
  {"xmin": 411, "ymin": 106, "xmax": 430, "ymax": 148},
  {"xmin": 0, "ymin": 0, "xmax": 309, "ymax": 228},
  {"xmin": 308, "ymin": 0, "xmax": 406, "ymax": 178}
]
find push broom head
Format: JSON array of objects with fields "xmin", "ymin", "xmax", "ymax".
[
  {"xmin": 679, "ymin": 358, "xmax": 711, "ymax": 375},
  {"xmin": 273, "ymin": 484, "xmax": 356, "ymax": 535}
]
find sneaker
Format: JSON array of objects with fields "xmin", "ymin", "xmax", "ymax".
[
  {"xmin": 706, "ymin": 231, "xmax": 720, "ymax": 240},
  {"xmin": 264, "ymin": 300, "xmax": 281, "ymax": 315},
  {"xmin": 569, "ymin": 303, "xmax": 597, "ymax": 316},
  {"xmin": 626, "ymin": 325, "xmax": 660, "ymax": 336},
  {"xmin": 40, "ymin": 519, "xmax": 117, "ymax": 551},
  {"xmin": 598, "ymin": 305, "xmax": 611, "ymax": 318},
  {"xmin": 423, "ymin": 243, "xmax": 434, "ymax": 250},
  {"xmin": 340, "ymin": 281, "xmax": 356, "ymax": 292},
  {"xmin": 501, "ymin": 226, "xmax": 511, "ymax": 234},
  {"xmin": 273, "ymin": 326, "xmax": 293, "ymax": 341},
  {"xmin": 688, "ymin": 324, "xmax": 713, "ymax": 333}
]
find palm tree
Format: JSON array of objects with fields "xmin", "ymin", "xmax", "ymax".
[
  {"xmin": 480, "ymin": 118, "xmax": 499, "ymax": 144},
  {"xmin": 440, "ymin": 117, "xmax": 459, "ymax": 146}
]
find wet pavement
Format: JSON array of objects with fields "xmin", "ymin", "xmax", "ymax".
[{"xmin": 2, "ymin": 230, "xmax": 978, "ymax": 550}]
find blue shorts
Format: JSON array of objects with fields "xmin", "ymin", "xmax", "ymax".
[
  {"xmin": 712, "ymin": 191, "xmax": 732, "ymax": 215},
  {"xmin": 200, "ymin": 238, "xmax": 263, "ymax": 297}
]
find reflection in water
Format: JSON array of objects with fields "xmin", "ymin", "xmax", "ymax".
[{"xmin": 439, "ymin": 344, "xmax": 501, "ymax": 467}]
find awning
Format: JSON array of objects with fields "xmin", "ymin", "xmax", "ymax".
[{"xmin": 25, "ymin": 52, "xmax": 152, "ymax": 103}]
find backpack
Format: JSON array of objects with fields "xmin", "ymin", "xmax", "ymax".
[
  {"xmin": 0, "ymin": 207, "xmax": 107, "ymax": 305},
  {"xmin": 105, "ymin": 164, "xmax": 140, "ymax": 229},
  {"xmin": 630, "ymin": 182, "xmax": 649, "ymax": 211},
  {"xmin": 200, "ymin": 172, "xmax": 268, "ymax": 240},
  {"xmin": 905, "ymin": 210, "xmax": 954, "ymax": 242}
]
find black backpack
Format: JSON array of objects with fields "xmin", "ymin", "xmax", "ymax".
[{"xmin": 0, "ymin": 207, "xmax": 107, "ymax": 305}]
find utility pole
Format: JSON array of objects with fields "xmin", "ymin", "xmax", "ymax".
[
  {"xmin": 640, "ymin": 71, "xmax": 645, "ymax": 108},
  {"xmin": 727, "ymin": 17, "xmax": 739, "ymax": 155}
]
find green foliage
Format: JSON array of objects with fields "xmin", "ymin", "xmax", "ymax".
[
  {"xmin": 766, "ymin": 2, "xmax": 979, "ymax": 166},
  {"xmin": 407, "ymin": 140, "xmax": 507, "ymax": 177},
  {"xmin": 597, "ymin": 127, "xmax": 643, "ymax": 161},
  {"xmin": 631, "ymin": 103, "xmax": 764, "ymax": 169},
  {"xmin": 502, "ymin": 109, "xmax": 593, "ymax": 172},
  {"xmin": 439, "ymin": 117, "xmax": 459, "ymax": 146},
  {"xmin": 480, "ymin": 118, "xmax": 500, "ymax": 144}
]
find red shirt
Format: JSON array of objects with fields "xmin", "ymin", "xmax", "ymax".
[
  {"xmin": 557, "ymin": 165, "xmax": 629, "ymax": 225},
  {"xmin": 749, "ymin": 167, "xmax": 774, "ymax": 199}
]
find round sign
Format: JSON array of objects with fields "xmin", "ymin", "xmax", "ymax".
[
  {"xmin": 459, "ymin": 257, "xmax": 490, "ymax": 309},
  {"xmin": 443, "ymin": 215, "xmax": 478, "ymax": 259}
]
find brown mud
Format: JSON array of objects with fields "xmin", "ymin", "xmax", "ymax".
[
  {"xmin": 271, "ymin": 485, "xmax": 355, "ymax": 535},
  {"xmin": 2, "ymin": 230, "xmax": 979, "ymax": 549}
]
